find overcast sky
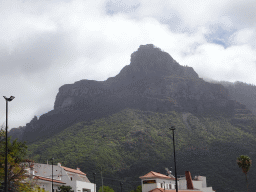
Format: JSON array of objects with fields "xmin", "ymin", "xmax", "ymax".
[{"xmin": 1, "ymin": 0, "xmax": 256, "ymax": 129}]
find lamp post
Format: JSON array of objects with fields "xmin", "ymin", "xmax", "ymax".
[
  {"xmin": 51, "ymin": 157, "xmax": 54, "ymax": 192},
  {"xmin": 120, "ymin": 182, "xmax": 123, "ymax": 192},
  {"xmin": 93, "ymin": 172, "xmax": 96, "ymax": 192},
  {"xmin": 169, "ymin": 126, "xmax": 178, "ymax": 192},
  {"xmin": 3, "ymin": 96, "xmax": 15, "ymax": 192}
]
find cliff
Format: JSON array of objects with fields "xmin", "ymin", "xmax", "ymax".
[{"xmin": 9, "ymin": 44, "xmax": 253, "ymax": 143}]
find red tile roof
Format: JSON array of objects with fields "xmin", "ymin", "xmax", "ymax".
[
  {"xmin": 149, "ymin": 188, "xmax": 202, "ymax": 192},
  {"xmin": 140, "ymin": 171, "xmax": 176, "ymax": 180},
  {"xmin": 61, "ymin": 166, "xmax": 87, "ymax": 176},
  {"xmin": 34, "ymin": 176, "xmax": 66, "ymax": 184}
]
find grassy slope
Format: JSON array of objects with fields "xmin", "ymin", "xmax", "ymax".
[{"xmin": 27, "ymin": 108, "xmax": 256, "ymax": 192}]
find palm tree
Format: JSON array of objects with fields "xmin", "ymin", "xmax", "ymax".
[{"xmin": 237, "ymin": 155, "xmax": 252, "ymax": 192}]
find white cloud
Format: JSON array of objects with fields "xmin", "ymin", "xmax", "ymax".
[{"xmin": 0, "ymin": 0, "xmax": 256, "ymax": 128}]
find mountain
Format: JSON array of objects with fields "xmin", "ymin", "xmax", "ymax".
[
  {"xmin": 10, "ymin": 44, "xmax": 250, "ymax": 142},
  {"xmin": 9, "ymin": 44, "xmax": 256, "ymax": 192}
]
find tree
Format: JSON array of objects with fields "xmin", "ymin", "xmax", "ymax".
[
  {"xmin": 129, "ymin": 185, "xmax": 142, "ymax": 192},
  {"xmin": 58, "ymin": 185, "xmax": 74, "ymax": 192},
  {"xmin": 0, "ymin": 128, "xmax": 34, "ymax": 191},
  {"xmin": 98, "ymin": 185, "xmax": 115, "ymax": 192},
  {"xmin": 237, "ymin": 155, "xmax": 252, "ymax": 192}
]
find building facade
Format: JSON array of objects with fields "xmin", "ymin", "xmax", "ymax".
[
  {"xmin": 139, "ymin": 171, "xmax": 215, "ymax": 192},
  {"xmin": 25, "ymin": 162, "xmax": 95, "ymax": 192}
]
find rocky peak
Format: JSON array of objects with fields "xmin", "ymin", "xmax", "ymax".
[
  {"xmin": 129, "ymin": 44, "xmax": 179, "ymax": 76},
  {"xmin": 109, "ymin": 44, "xmax": 199, "ymax": 85}
]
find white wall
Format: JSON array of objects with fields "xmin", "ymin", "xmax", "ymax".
[
  {"xmin": 178, "ymin": 179, "xmax": 187, "ymax": 190},
  {"xmin": 142, "ymin": 178, "xmax": 177, "ymax": 192},
  {"xmin": 142, "ymin": 183, "xmax": 157, "ymax": 192},
  {"xmin": 192, "ymin": 180, "xmax": 214, "ymax": 192},
  {"xmin": 193, "ymin": 180, "xmax": 203, "ymax": 190},
  {"xmin": 197, "ymin": 176, "xmax": 207, "ymax": 188},
  {"xmin": 35, "ymin": 181, "xmax": 62, "ymax": 192},
  {"xmin": 76, "ymin": 180, "xmax": 95, "ymax": 192},
  {"xmin": 33, "ymin": 163, "xmax": 96, "ymax": 192}
]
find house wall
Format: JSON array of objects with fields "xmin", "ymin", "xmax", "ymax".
[
  {"xmin": 203, "ymin": 187, "xmax": 214, "ymax": 192},
  {"xmin": 61, "ymin": 172, "xmax": 80, "ymax": 191},
  {"xmin": 178, "ymin": 179, "xmax": 187, "ymax": 190},
  {"xmin": 192, "ymin": 180, "xmax": 214, "ymax": 192},
  {"xmin": 76, "ymin": 180, "xmax": 95, "ymax": 192},
  {"xmin": 193, "ymin": 180, "xmax": 203, "ymax": 190},
  {"xmin": 155, "ymin": 178, "xmax": 176, "ymax": 189},
  {"xmin": 142, "ymin": 178, "xmax": 176, "ymax": 192},
  {"xmin": 142, "ymin": 183, "xmax": 157, "ymax": 192},
  {"xmin": 33, "ymin": 163, "xmax": 95, "ymax": 192},
  {"xmin": 35, "ymin": 180, "xmax": 62, "ymax": 192},
  {"xmin": 33, "ymin": 164, "xmax": 63, "ymax": 181},
  {"xmin": 197, "ymin": 176, "xmax": 207, "ymax": 188}
]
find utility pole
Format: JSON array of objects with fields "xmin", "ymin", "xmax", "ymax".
[
  {"xmin": 93, "ymin": 172, "xmax": 96, "ymax": 192},
  {"xmin": 120, "ymin": 182, "xmax": 123, "ymax": 192},
  {"xmin": 3, "ymin": 96, "xmax": 15, "ymax": 192},
  {"xmin": 52, "ymin": 157, "xmax": 54, "ymax": 192},
  {"xmin": 170, "ymin": 126, "xmax": 178, "ymax": 192},
  {"xmin": 101, "ymin": 167, "xmax": 103, "ymax": 192}
]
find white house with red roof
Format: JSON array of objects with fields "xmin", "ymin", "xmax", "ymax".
[
  {"xmin": 26, "ymin": 162, "xmax": 95, "ymax": 192},
  {"xmin": 139, "ymin": 171, "xmax": 215, "ymax": 192}
]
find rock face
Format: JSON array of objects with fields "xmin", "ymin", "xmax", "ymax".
[{"xmin": 9, "ymin": 44, "xmax": 252, "ymax": 143}]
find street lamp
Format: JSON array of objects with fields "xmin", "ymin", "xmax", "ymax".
[
  {"xmin": 3, "ymin": 96, "xmax": 15, "ymax": 192},
  {"xmin": 51, "ymin": 157, "xmax": 54, "ymax": 192},
  {"xmin": 93, "ymin": 172, "xmax": 96, "ymax": 192},
  {"xmin": 120, "ymin": 182, "xmax": 123, "ymax": 192},
  {"xmin": 169, "ymin": 126, "xmax": 178, "ymax": 192}
]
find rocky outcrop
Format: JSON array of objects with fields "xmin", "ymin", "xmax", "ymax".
[{"xmin": 9, "ymin": 44, "xmax": 253, "ymax": 143}]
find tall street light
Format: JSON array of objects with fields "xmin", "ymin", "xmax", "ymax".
[
  {"xmin": 120, "ymin": 182, "xmax": 123, "ymax": 192},
  {"xmin": 3, "ymin": 96, "xmax": 15, "ymax": 192},
  {"xmin": 51, "ymin": 157, "xmax": 54, "ymax": 192},
  {"xmin": 93, "ymin": 172, "xmax": 96, "ymax": 192},
  {"xmin": 169, "ymin": 126, "xmax": 178, "ymax": 192}
]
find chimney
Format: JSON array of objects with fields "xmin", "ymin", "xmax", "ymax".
[
  {"xmin": 58, "ymin": 163, "xmax": 61, "ymax": 167},
  {"xmin": 185, "ymin": 171, "xmax": 194, "ymax": 189},
  {"xmin": 77, "ymin": 167, "xmax": 80, "ymax": 171}
]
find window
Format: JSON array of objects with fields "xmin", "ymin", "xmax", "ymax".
[
  {"xmin": 143, "ymin": 180, "xmax": 156, "ymax": 184},
  {"xmin": 71, "ymin": 177, "xmax": 72, "ymax": 181}
]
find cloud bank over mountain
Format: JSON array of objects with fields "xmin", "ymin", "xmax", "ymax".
[{"xmin": 0, "ymin": 0, "xmax": 255, "ymax": 128}]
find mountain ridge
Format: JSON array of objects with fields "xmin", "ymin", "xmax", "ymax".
[{"xmin": 9, "ymin": 44, "xmax": 253, "ymax": 143}]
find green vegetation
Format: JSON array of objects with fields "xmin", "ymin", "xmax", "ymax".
[
  {"xmin": 58, "ymin": 185, "xmax": 74, "ymax": 192},
  {"xmin": 26, "ymin": 108, "xmax": 256, "ymax": 192},
  {"xmin": 237, "ymin": 155, "xmax": 252, "ymax": 192},
  {"xmin": 129, "ymin": 185, "xmax": 142, "ymax": 192},
  {"xmin": 98, "ymin": 185, "xmax": 114, "ymax": 192},
  {"xmin": 0, "ymin": 129, "xmax": 34, "ymax": 191}
]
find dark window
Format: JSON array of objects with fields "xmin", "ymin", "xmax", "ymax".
[{"xmin": 143, "ymin": 180, "xmax": 156, "ymax": 184}]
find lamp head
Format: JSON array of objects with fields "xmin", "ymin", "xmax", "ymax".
[
  {"xmin": 3, "ymin": 96, "xmax": 15, "ymax": 101},
  {"xmin": 169, "ymin": 126, "xmax": 175, "ymax": 131}
]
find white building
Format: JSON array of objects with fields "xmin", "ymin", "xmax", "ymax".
[
  {"xmin": 25, "ymin": 162, "xmax": 96, "ymax": 192},
  {"xmin": 139, "ymin": 171, "xmax": 215, "ymax": 192}
]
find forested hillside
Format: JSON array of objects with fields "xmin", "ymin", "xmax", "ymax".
[{"xmin": 27, "ymin": 108, "xmax": 256, "ymax": 192}]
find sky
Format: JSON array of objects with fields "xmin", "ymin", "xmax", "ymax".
[{"xmin": 1, "ymin": 0, "xmax": 256, "ymax": 129}]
